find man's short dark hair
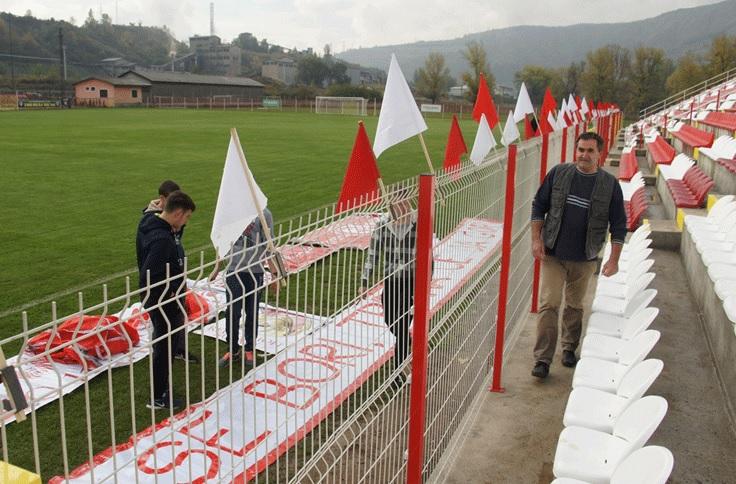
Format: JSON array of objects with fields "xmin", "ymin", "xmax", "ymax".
[
  {"xmin": 158, "ymin": 180, "xmax": 180, "ymax": 197},
  {"xmin": 164, "ymin": 190, "xmax": 196, "ymax": 213},
  {"xmin": 576, "ymin": 132, "xmax": 604, "ymax": 152}
]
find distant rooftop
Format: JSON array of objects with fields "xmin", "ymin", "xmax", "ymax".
[{"xmin": 120, "ymin": 70, "xmax": 264, "ymax": 88}]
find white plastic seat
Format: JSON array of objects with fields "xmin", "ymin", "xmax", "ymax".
[
  {"xmin": 573, "ymin": 345, "xmax": 659, "ymax": 393},
  {"xmin": 697, "ymin": 239, "xmax": 735, "ymax": 255},
  {"xmin": 702, "ymin": 249, "xmax": 736, "ymax": 267},
  {"xmin": 707, "ymin": 263, "xmax": 736, "ymax": 283},
  {"xmin": 603, "ymin": 239, "xmax": 651, "ymax": 261},
  {"xmin": 600, "ymin": 259, "xmax": 654, "ymax": 284},
  {"xmin": 684, "ymin": 195, "xmax": 734, "ymax": 228},
  {"xmin": 592, "ymin": 289, "xmax": 657, "ymax": 317},
  {"xmin": 724, "ymin": 296, "xmax": 736, "ymax": 325},
  {"xmin": 551, "ymin": 446, "xmax": 674, "ymax": 484},
  {"xmin": 586, "ymin": 307, "xmax": 659, "ymax": 339},
  {"xmin": 595, "ymin": 273, "xmax": 655, "ymax": 299},
  {"xmin": 658, "ymin": 153, "xmax": 694, "ymax": 180},
  {"xmin": 700, "ymin": 135, "xmax": 736, "ymax": 161},
  {"xmin": 553, "ymin": 396, "xmax": 668, "ymax": 483},
  {"xmin": 715, "ymin": 279, "xmax": 736, "ymax": 301},
  {"xmin": 610, "ymin": 446, "xmax": 674, "ymax": 484},
  {"xmin": 564, "ymin": 359, "xmax": 664, "ymax": 433},
  {"xmin": 581, "ymin": 330, "xmax": 660, "ymax": 363},
  {"xmin": 693, "ymin": 224, "xmax": 736, "ymax": 251}
]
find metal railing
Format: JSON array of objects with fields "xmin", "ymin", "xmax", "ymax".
[
  {"xmin": 0, "ymin": 120, "xmax": 586, "ymax": 482},
  {"xmin": 639, "ymin": 66, "xmax": 736, "ymax": 119}
]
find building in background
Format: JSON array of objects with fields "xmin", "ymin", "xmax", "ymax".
[
  {"xmin": 261, "ymin": 58, "xmax": 298, "ymax": 85},
  {"xmin": 189, "ymin": 35, "xmax": 242, "ymax": 76},
  {"xmin": 73, "ymin": 77, "xmax": 150, "ymax": 106},
  {"xmin": 117, "ymin": 70, "xmax": 263, "ymax": 99}
]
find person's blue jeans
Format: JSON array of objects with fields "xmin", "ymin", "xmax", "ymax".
[{"xmin": 225, "ymin": 271, "xmax": 263, "ymax": 353}]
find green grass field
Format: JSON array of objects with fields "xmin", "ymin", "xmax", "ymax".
[
  {"xmin": 0, "ymin": 108, "xmax": 478, "ymax": 332},
  {"xmin": 0, "ymin": 107, "xmax": 481, "ymax": 479}
]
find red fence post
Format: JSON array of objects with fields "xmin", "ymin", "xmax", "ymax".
[
  {"xmin": 560, "ymin": 127, "xmax": 568, "ymax": 163},
  {"xmin": 531, "ymin": 134, "xmax": 549, "ymax": 313},
  {"xmin": 490, "ymin": 144, "xmax": 517, "ymax": 393},
  {"xmin": 406, "ymin": 173, "xmax": 435, "ymax": 484}
]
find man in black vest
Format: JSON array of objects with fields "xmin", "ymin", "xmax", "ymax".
[{"xmin": 530, "ymin": 132, "xmax": 627, "ymax": 379}]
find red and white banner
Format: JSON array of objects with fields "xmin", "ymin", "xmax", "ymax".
[{"xmin": 52, "ymin": 218, "xmax": 503, "ymax": 483}]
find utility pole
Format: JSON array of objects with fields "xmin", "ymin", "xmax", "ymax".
[
  {"xmin": 58, "ymin": 28, "xmax": 65, "ymax": 106},
  {"xmin": 9, "ymin": 15, "xmax": 16, "ymax": 96}
]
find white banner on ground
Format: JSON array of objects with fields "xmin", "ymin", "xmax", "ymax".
[{"xmin": 53, "ymin": 218, "xmax": 503, "ymax": 483}]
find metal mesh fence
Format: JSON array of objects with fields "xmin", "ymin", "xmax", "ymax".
[{"xmin": 0, "ymin": 126, "xmax": 579, "ymax": 483}]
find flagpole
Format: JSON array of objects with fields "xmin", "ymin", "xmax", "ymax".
[
  {"xmin": 417, "ymin": 133, "xmax": 435, "ymax": 174},
  {"xmin": 230, "ymin": 127, "xmax": 287, "ymax": 284}
]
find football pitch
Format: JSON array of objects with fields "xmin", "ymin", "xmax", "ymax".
[{"xmin": 0, "ymin": 108, "xmax": 477, "ymax": 332}]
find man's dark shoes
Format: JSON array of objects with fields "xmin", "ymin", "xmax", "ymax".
[
  {"xmin": 562, "ymin": 350, "xmax": 578, "ymax": 368},
  {"xmin": 147, "ymin": 393, "xmax": 183, "ymax": 410},
  {"xmin": 531, "ymin": 361, "xmax": 549, "ymax": 379},
  {"xmin": 174, "ymin": 351, "xmax": 200, "ymax": 364}
]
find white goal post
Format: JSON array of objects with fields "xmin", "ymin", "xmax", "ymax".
[{"xmin": 315, "ymin": 96, "xmax": 368, "ymax": 115}]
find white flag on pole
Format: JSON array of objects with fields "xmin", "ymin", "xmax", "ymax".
[
  {"xmin": 373, "ymin": 54, "xmax": 428, "ymax": 158},
  {"xmin": 547, "ymin": 111, "xmax": 559, "ymax": 132},
  {"xmin": 513, "ymin": 82, "xmax": 535, "ymax": 122},
  {"xmin": 568, "ymin": 93, "xmax": 577, "ymax": 112},
  {"xmin": 581, "ymin": 96, "xmax": 589, "ymax": 114},
  {"xmin": 502, "ymin": 110, "xmax": 520, "ymax": 146},
  {"xmin": 469, "ymin": 114, "xmax": 497, "ymax": 165},
  {"xmin": 211, "ymin": 134, "xmax": 268, "ymax": 257}
]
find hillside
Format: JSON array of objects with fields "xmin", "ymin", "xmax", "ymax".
[{"xmin": 337, "ymin": 0, "xmax": 736, "ymax": 85}]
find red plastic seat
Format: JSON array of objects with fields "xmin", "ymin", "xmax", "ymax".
[
  {"xmin": 646, "ymin": 136, "xmax": 676, "ymax": 164},
  {"xmin": 619, "ymin": 150, "xmax": 638, "ymax": 181},
  {"xmin": 671, "ymin": 124, "xmax": 714, "ymax": 149},
  {"xmin": 717, "ymin": 158, "xmax": 736, "ymax": 174},
  {"xmin": 703, "ymin": 112, "xmax": 736, "ymax": 131},
  {"xmin": 666, "ymin": 166, "xmax": 713, "ymax": 209}
]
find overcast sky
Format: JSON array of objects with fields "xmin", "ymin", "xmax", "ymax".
[{"xmin": 4, "ymin": 0, "xmax": 724, "ymax": 52}]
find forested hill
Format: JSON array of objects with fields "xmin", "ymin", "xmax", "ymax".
[
  {"xmin": 337, "ymin": 0, "xmax": 736, "ymax": 84},
  {"xmin": 0, "ymin": 12, "xmax": 185, "ymax": 67}
]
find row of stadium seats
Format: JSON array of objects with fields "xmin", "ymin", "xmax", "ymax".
[
  {"xmin": 684, "ymin": 196, "xmax": 736, "ymax": 326},
  {"xmin": 619, "ymin": 171, "xmax": 647, "ymax": 231},
  {"xmin": 552, "ymin": 224, "xmax": 675, "ymax": 484}
]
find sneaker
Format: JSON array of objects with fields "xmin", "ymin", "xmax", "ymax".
[
  {"xmin": 147, "ymin": 394, "xmax": 183, "ymax": 410},
  {"xmin": 218, "ymin": 351, "xmax": 241, "ymax": 368},
  {"xmin": 174, "ymin": 351, "xmax": 200, "ymax": 364},
  {"xmin": 531, "ymin": 361, "xmax": 549, "ymax": 379},
  {"xmin": 561, "ymin": 350, "xmax": 578, "ymax": 368}
]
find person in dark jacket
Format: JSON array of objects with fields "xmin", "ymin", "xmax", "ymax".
[
  {"xmin": 530, "ymin": 132, "xmax": 627, "ymax": 379},
  {"xmin": 136, "ymin": 190, "xmax": 196, "ymax": 410},
  {"xmin": 136, "ymin": 180, "xmax": 198, "ymax": 364}
]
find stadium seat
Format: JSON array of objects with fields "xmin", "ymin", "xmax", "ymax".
[
  {"xmin": 553, "ymin": 396, "xmax": 668, "ymax": 483},
  {"xmin": 646, "ymin": 136, "xmax": 676, "ymax": 164},
  {"xmin": 670, "ymin": 123, "xmax": 714, "ymax": 149},
  {"xmin": 581, "ymin": 330, "xmax": 660, "ymax": 364},
  {"xmin": 600, "ymin": 259, "xmax": 654, "ymax": 285},
  {"xmin": 573, "ymin": 347, "xmax": 659, "ymax": 393},
  {"xmin": 717, "ymin": 157, "xmax": 736, "ymax": 174},
  {"xmin": 592, "ymin": 288, "xmax": 657, "ymax": 317},
  {"xmin": 703, "ymin": 249, "xmax": 736, "ymax": 267},
  {"xmin": 619, "ymin": 149, "xmax": 638, "ymax": 181},
  {"xmin": 665, "ymin": 165, "xmax": 714, "ymax": 208},
  {"xmin": 684, "ymin": 196, "xmax": 736, "ymax": 230},
  {"xmin": 595, "ymin": 272, "xmax": 655, "ymax": 299},
  {"xmin": 714, "ymin": 279, "xmax": 736, "ymax": 301},
  {"xmin": 703, "ymin": 112, "xmax": 736, "ymax": 132},
  {"xmin": 551, "ymin": 446, "xmax": 674, "ymax": 484},
  {"xmin": 724, "ymin": 296, "xmax": 736, "ymax": 325},
  {"xmin": 563, "ymin": 359, "xmax": 664, "ymax": 433},
  {"xmin": 699, "ymin": 135, "xmax": 736, "ymax": 161},
  {"xmin": 693, "ymin": 225, "xmax": 736, "ymax": 253},
  {"xmin": 658, "ymin": 154, "xmax": 694, "ymax": 180},
  {"xmin": 707, "ymin": 263, "xmax": 736, "ymax": 283}
]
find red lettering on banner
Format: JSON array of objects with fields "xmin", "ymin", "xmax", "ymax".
[
  {"xmin": 243, "ymin": 378, "xmax": 321, "ymax": 409},
  {"xmin": 435, "ymin": 258, "xmax": 472, "ymax": 270},
  {"xmin": 336, "ymin": 302, "xmax": 385, "ymax": 328},
  {"xmin": 176, "ymin": 409, "xmax": 272, "ymax": 456},
  {"xmin": 137, "ymin": 440, "xmax": 219, "ymax": 483},
  {"xmin": 299, "ymin": 339, "xmax": 372, "ymax": 367},
  {"xmin": 277, "ymin": 357, "xmax": 341, "ymax": 383}
]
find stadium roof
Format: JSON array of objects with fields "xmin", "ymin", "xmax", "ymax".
[{"xmin": 119, "ymin": 70, "xmax": 264, "ymax": 88}]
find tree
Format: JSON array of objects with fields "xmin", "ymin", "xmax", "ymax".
[
  {"xmin": 323, "ymin": 43, "xmax": 332, "ymax": 58},
  {"xmin": 101, "ymin": 13, "xmax": 113, "ymax": 25},
  {"xmin": 297, "ymin": 54, "xmax": 329, "ymax": 86},
  {"xmin": 414, "ymin": 52, "xmax": 452, "ymax": 103},
  {"xmin": 514, "ymin": 65, "xmax": 561, "ymax": 105},
  {"xmin": 330, "ymin": 62, "xmax": 351, "ymax": 85},
  {"xmin": 627, "ymin": 47, "xmax": 673, "ymax": 114},
  {"xmin": 581, "ymin": 45, "xmax": 631, "ymax": 108},
  {"xmin": 24, "ymin": 10, "xmax": 32, "ymax": 17},
  {"xmin": 233, "ymin": 32, "xmax": 259, "ymax": 51},
  {"xmin": 706, "ymin": 34, "xmax": 736, "ymax": 77},
  {"xmin": 84, "ymin": 9, "xmax": 97, "ymax": 27},
  {"xmin": 461, "ymin": 41, "xmax": 495, "ymax": 102},
  {"xmin": 666, "ymin": 53, "xmax": 706, "ymax": 94}
]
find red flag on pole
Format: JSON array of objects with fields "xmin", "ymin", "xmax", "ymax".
[
  {"xmin": 540, "ymin": 88, "xmax": 557, "ymax": 134},
  {"xmin": 443, "ymin": 114, "xmax": 468, "ymax": 174},
  {"xmin": 336, "ymin": 121, "xmax": 382, "ymax": 214},
  {"xmin": 472, "ymin": 73, "xmax": 499, "ymax": 128},
  {"xmin": 524, "ymin": 115, "xmax": 540, "ymax": 139}
]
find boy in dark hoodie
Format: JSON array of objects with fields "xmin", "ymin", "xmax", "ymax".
[{"xmin": 136, "ymin": 190, "xmax": 196, "ymax": 410}]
